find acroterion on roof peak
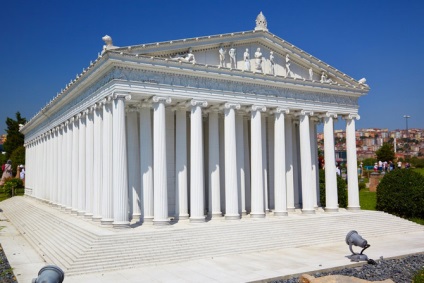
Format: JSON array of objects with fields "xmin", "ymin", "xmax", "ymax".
[{"xmin": 255, "ymin": 11, "xmax": 268, "ymax": 31}]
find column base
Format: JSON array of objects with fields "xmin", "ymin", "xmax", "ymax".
[
  {"xmin": 153, "ymin": 219, "xmax": 170, "ymax": 226},
  {"xmin": 77, "ymin": 211, "xmax": 85, "ymax": 216},
  {"xmin": 225, "ymin": 214, "xmax": 240, "ymax": 220},
  {"xmin": 101, "ymin": 218, "xmax": 113, "ymax": 226},
  {"xmin": 113, "ymin": 221, "xmax": 130, "ymax": 229},
  {"xmin": 189, "ymin": 216, "xmax": 205, "ymax": 223},
  {"xmin": 84, "ymin": 213, "xmax": 93, "ymax": 219},
  {"xmin": 250, "ymin": 212, "xmax": 265, "ymax": 218},
  {"xmin": 71, "ymin": 209, "xmax": 78, "ymax": 215},
  {"xmin": 142, "ymin": 216, "xmax": 154, "ymax": 224},
  {"xmin": 301, "ymin": 209, "xmax": 316, "ymax": 214},
  {"xmin": 92, "ymin": 216, "xmax": 102, "ymax": 222},
  {"xmin": 287, "ymin": 207, "xmax": 296, "ymax": 212},
  {"xmin": 175, "ymin": 214, "xmax": 190, "ymax": 220},
  {"xmin": 347, "ymin": 206, "xmax": 361, "ymax": 211},
  {"xmin": 131, "ymin": 213, "xmax": 141, "ymax": 221},
  {"xmin": 241, "ymin": 211, "xmax": 247, "ymax": 216},
  {"xmin": 325, "ymin": 207, "xmax": 339, "ymax": 212},
  {"xmin": 274, "ymin": 211, "xmax": 288, "ymax": 216},
  {"xmin": 65, "ymin": 207, "xmax": 72, "ymax": 213}
]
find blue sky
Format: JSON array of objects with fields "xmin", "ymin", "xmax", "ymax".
[{"xmin": 1, "ymin": 0, "xmax": 423, "ymax": 135}]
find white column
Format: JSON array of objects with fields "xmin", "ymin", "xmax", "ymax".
[
  {"xmin": 236, "ymin": 113, "xmax": 246, "ymax": 216},
  {"xmin": 261, "ymin": 117, "xmax": 269, "ymax": 213},
  {"xmin": 208, "ymin": 109, "xmax": 221, "ymax": 218},
  {"xmin": 250, "ymin": 105, "xmax": 266, "ymax": 218},
  {"xmin": 65, "ymin": 120, "xmax": 73, "ymax": 211},
  {"xmin": 345, "ymin": 114, "xmax": 361, "ymax": 210},
  {"xmin": 101, "ymin": 98, "xmax": 114, "ymax": 225},
  {"xmin": 243, "ymin": 117, "xmax": 251, "ymax": 213},
  {"xmin": 153, "ymin": 96, "xmax": 171, "ymax": 225},
  {"xmin": 139, "ymin": 104, "xmax": 154, "ymax": 223},
  {"xmin": 190, "ymin": 100, "xmax": 208, "ymax": 223},
  {"xmin": 274, "ymin": 108, "xmax": 289, "ymax": 216},
  {"xmin": 112, "ymin": 94, "xmax": 131, "ymax": 228},
  {"xmin": 285, "ymin": 115, "xmax": 295, "ymax": 211},
  {"xmin": 298, "ymin": 110, "xmax": 315, "ymax": 214},
  {"xmin": 309, "ymin": 117, "xmax": 318, "ymax": 209},
  {"xmin": 71, "ymin": 117, "xmax": 79, "ymax": 213},
  {"xmin": 85, "ymin": 108, "xmax": 94, "ymax": 219},
  {"xmin": 77, "ymin": 113, "xmax": 86, "ymax": 216},
  {"xmin": 57, "ymin": 126, "xmax": 64, "ymax": 207},
  {"xmin": 224, "ymin": 103, "xmax": 240, "ymax": 220},
  {"xmin": 46, "ymin": 132, "xmax": 52, "ymax": 202},
  {"xmin": 92, "ymin": 104, "xmax": 103, "ymax": 221},
  {"xmin": 52, "ymin": 128, "xmax": 59, "ymax": 205},
  {"xmin": 175, "ymin": 107, "xmax": 189, "ymax": 220},
  {"xmin": 127, "ymin": 109, "xmax": 141, "ymax": 222},
  {"xmin": 322, "ymin": 113, "xmax": 338, "ymax": 212}
]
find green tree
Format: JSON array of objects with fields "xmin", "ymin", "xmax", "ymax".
[
  {"xmin": 3, "ymin": 112, "xmax": 26, "ymax": 159},
  {"xmin": 375, "ymin": 143, "xmax": 395, "ymax": 162},
  {"xmin": 10, "ymin": 146, "xmax": 26, "ymax": 176}
]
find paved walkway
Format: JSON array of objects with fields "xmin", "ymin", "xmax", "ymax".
[{"xmin": 1, "ymin": 204, "xmax": 424, "ymax": 282}]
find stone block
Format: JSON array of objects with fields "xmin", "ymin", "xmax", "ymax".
[{"xmin": 300, "ymin": 274, "xmax": 394, "ymax": 283}]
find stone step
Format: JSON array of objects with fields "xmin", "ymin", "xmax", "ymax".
[{"xmin": 2, "ymin": 196, "xmax": 423, "ymax": 277}]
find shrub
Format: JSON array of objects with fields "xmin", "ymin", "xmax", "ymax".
[
  {"xmin": 1, "ymin": 178, "xmax": 23, "ymax": 197},
  {"xmin": 358, "ymin": 181, "xmax": 366, "ymax": 191},
  {"xmin": 376, "ymin": 169, "xmax": 424, "ymax": 218},
  {"xmin": 319, "ymin": 170, "xmax": 348, "ymax": 208}
]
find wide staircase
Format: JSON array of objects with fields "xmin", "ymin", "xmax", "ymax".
[{"xmin": 1, "ymin": 196, "xmax": 423, "ymax": 276}]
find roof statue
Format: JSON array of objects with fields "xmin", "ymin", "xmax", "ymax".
[
  {"xmin": 255, "ymin": 11, "xmax": 268, "ymax": 31},
  {"xmin": 102, "ymin": 35, "xmax": 118, "ymax": 53}
]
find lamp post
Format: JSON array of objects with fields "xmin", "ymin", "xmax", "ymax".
[{"xmin": 403, "ymin": 115, "xmax": 410, "ymax": 154}]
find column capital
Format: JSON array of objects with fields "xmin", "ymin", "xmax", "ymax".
[
  {"xmin": 152, "ymin": 96, "xmax": 172, "ymax": 104},
  {"xmin": 125, "ymin": 105, "xmax": 139, "ymax": 113},
  {"xmin": 343, "ymin": 113, "xmax": 360, "ymax": 120},
  {"xmin": 113, "ymin": 92, "xmax": 132, "ymax": 101},
  {"xmin": 188, "ymin": 99, "xmax": 207, "ymax": 108},
  {"xmin": 100, "ymin": 95, "xmax": 114, "ymax": 105},
  {"xmin": 69, "ymin": 116, "xmax": 75, "ymax": 123},
  {"xmin": 220, "ymin": 103, "xmax": 241, "ymax": 111},
  {"xmin": 249, "ymin": 105, "xmax": 267, "ymax": 112},
  {"xmin": 270, "ymin": 107, "xmax": 290, "ymax": 115},
  {"xmin": 294, "ymin": 110, "xmax": 314, "ymax": 117},
  {"xmin": 318, "ymin": 112, "xmax": 338, "ymax": 119}
]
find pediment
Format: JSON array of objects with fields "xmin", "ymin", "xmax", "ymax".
[{"xmin": 111, "ymin": 30, "xmax": 368, "ymax": 90}]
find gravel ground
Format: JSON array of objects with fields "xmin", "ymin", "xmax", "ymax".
[
  {"xmin": 270, "ymin": 254, "xmax": 424, "ymax": 283},
  {"xmin": 0, "ymin": 244, "xmax": 17, "ymax": 283}
]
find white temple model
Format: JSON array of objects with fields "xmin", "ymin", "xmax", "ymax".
[{"xmin": 21, "ymin": 12, "xmax": 369, "ymax": 228}]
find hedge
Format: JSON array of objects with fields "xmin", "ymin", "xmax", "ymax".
[{"xmin": 376, "ymin": 169, "xmax": 424, "ymax": 218}]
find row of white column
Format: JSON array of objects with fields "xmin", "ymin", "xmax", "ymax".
[
  {"xmin": 25, "ymin": 94, "xmax": 131, "ymax": 228},
  {"xmin": 25, "ymin": 94, "xmax": 361, "ymax": 228}
]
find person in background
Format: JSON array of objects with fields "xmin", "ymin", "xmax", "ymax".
[
  {"xmin": 0, "ymin": 160, "xmax": 13, "ymax": 186},
  {"xmin": 19, "ymin": 165, "xmax": 25, "ymax": 181}
]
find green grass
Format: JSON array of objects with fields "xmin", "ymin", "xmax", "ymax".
[
  {"xmin": 413, "ymin": 168, "xmax": 424, "ymax": 176},
  {"xmin": 0, "ymin": 187, "xmax": 24, "ymax": 202},
  {"xmin": 359, "ymin": 188, "xmax": 376, "ymax": 210},
  {"xmin": 359, "ymin": 183, "xmax": 424, "ymax": 225}
]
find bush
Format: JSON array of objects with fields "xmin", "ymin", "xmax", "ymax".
[
  {"xmin": 376, "ymin": 170, "xmax": 424, "ymax": 218},
  {"xmin": 1, "ymin": 178, "xmax": 23, "ymax": 197},
  {"xmin": 358, "ymin": 181, "xmax": 366, "ymax": 191},
  {"xmin": 319, "ymin": 170, "xmax": 348, "ymax": 208}
]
